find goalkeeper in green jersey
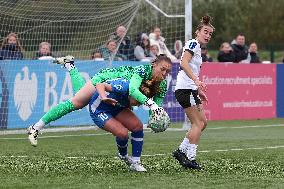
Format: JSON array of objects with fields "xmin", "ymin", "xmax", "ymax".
[{"xmin": 28, "ymin": 54, "xmax": 172, "ymax": 146}]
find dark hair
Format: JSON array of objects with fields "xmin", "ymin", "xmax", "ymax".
[
  {"xmin": 140, "ymin": 80, "xmax": 161, "ymax": 98},
  {"xmin": 196, "ymin": 15, "xmax": 215, "ymax": 32},
  {"xmin": 135, "ymin": 32, "xmax": 150, "ymax": 52},
  {"xmin": 236, "ymin": 33, "xmax": 245, "ymax": 37},
  {"xmin": 91, "ymin": 49, "xmax": 102, "ymax": 59},
  {"xmin": 151, "ymin": 54, "xmax": 172, "ymax": 66}
]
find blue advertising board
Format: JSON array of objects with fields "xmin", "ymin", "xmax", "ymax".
[
  {"xmin": 0, "ymin": 60, "xmax": 150, "ymax": 129},
  {"xmin": 2, "ymin": 59, "xmax": 282, "ymax": 129},
  {"xmin": 277, "ymin": 64, "xmax": 284, "ymax": 117}
]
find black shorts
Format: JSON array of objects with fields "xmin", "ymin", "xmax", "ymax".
[{"xmin": 175, "ymin": 89, "xmax": 201, "ymax": 109}]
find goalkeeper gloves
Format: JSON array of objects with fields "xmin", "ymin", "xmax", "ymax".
[
  {"xmin": 145, "ymin": 98, "xmax": 165, "ymax": 117},
  {"xmin": 145, "ymin": 99, "xmax": 159, "ymax": 111},
  {"xmin": 145, "ymin": 99, "xmax": 170, "ymax": 133}
]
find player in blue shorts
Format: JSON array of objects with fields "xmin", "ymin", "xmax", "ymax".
[
  {"xmin": 89, "ymin": 77, "xmax": 157, "ymax": 172},
  {"xmin": 28, "ymin": 55, "xmax": 170, "ymax": 172}
]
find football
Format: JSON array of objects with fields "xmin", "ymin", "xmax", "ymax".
[{"xmin": 148, "ymin": 108, "xmax": 170, "ymax": 133}]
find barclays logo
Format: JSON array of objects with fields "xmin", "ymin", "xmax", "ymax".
[{"xmin": 14, "ymin": 66, "xmax": 38, "ymax": 121}]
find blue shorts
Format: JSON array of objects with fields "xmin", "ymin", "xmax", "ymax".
[{"xmin": 90, "ymin": 107, "xmax": 125, "ymax": 128}]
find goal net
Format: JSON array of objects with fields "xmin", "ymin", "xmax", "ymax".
[
  {"xmin": 0, "ymin": 0, "xmax": 185, "ymax": 59},
  {"xmin": 0, "ymin": 0, "xmax": 187, "ymax": 129}
]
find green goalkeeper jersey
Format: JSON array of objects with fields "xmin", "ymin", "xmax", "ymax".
[{"xmin": 91, "ymin": 64, "xmax": 167, "ymax": 106}]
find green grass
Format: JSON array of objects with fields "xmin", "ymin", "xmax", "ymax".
[{"xmin": 0, "ymin": 118, "xmax": 283, "ymax": 189}]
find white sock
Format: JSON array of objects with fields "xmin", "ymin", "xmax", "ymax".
[
  {"xmin": 187, "ymin": 143, "xmax": 198, "ymax": 161},
  {"xmin": 179, "ymin": 137, "xmax": 190, "ymax": 153},
  {"xmin": 65, "ymin": 63, "xmax": 75, "ymax": 71},
  {"xmin": 131, "ymin": 156, "xmax": 141, "ymax": 163},
  {"xmin": 33, "ymin": 119, "xmax": 45, "ymax": 131}
]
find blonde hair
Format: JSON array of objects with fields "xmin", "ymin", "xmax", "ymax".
[
  {"xmin": 39, "ymin": 41, "xmax": 51, "ymax": 50},
  {"xmin": 1, "ymin": 32, "xmax": 23, "ymax": 51},
  {"xmin": 219, "ymin": 42, "xmax": 231, "ymax": 51}
]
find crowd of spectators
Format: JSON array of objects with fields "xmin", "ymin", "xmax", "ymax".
[
  {"xmin": 217, "ymin": 33, "xmax": 261, "ymax": 63},
  {"xmin": 0, "ymin": 30, "xmax": 282, "ymax": 64}
]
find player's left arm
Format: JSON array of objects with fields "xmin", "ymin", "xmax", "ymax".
[
  {"xmin": 129, "ymin": 65, "xmax": 165, "ymax": 112},
  {"xmin": 198, "ymin": 88, "xmax": 208, "ymax": 105}
]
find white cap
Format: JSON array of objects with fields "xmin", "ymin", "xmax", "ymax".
[{"xmin": 141, "ymin": 33, "xmax": 149, "ymax": 40}]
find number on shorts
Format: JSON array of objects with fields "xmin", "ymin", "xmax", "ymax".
[{"xmin": 98, "ymin": 112, "xmax": 109, "ymax": 121}]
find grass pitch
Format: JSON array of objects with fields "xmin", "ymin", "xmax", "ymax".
[{"xmin": 0, "ymin": 118, "xmax": 283, "ymax": 189}]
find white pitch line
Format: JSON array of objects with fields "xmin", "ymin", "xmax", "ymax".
[
  {"xmin": 1, "ymin": 145, "xmax": 283, "ymax": 160},
  {"xmin": 167, "ymin": 124, "xmax": 284, "ymax": 131},
  {"xmin": 0, "ymin": 132, "xmax": 112, "ymax": 140},
  {"xmin": 0, "ymin": 155, "xmax": 28, "ymax": 158},
  {"xmin": 1, "ymin": 124, "xmax": 284, "ymax": 136},
  {"xmin": 0, "ymin": 124, "xmax": 283, "ymax": 140},
  {"xmin": 0, "ymin": 126, "xmax": 98, "ymax": 135},
  {"xmin": 142, "ymin": 145, "xmax": 284, "ymax": 157},
  {"xmin": 206, "ymin": 124, "xmax": 284, "ymax": 130}
]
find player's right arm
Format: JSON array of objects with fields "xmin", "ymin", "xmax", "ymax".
[
  {"xmin": 180, "ymin": 40, "xmax": 206, "ymax": 91},
  {"xmin": 96, "ymin": 78, "xmax": 130, "ymax": 106},
  {"xmin": 96, "ymin": 83, "xmax": 118, "ymax": 106}
]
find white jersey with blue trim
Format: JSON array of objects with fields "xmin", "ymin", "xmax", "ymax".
[
  {"xmin": 175, "ymin": 39, "xmax": 202, "ymax": 90},
  {"xmin": 89, "ymin": 78, "xmax": 130, "ymax": 114}
]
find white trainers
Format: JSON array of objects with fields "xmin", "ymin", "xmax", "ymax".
[
  {"xmin": 129, "ymin": 161, "xmax": 147, "ymax": 172},
  {"xmin": 117, "ymin": 153, "xmax": 132, "ymax": 166},
  {"xmin": 27, "ymin": 125, "xmax": 39, "ymax": 147}
]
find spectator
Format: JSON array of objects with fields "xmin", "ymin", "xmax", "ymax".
[
  {"xmin": 172, "ymin": 40, "xmax": 183, "ymax": 59},
  {"xmin": 231, "ymin": 33, "xmax": 248, "ymax": 63},
  {"xmin": 217, "ymin": 42, "xmax": 235, "ymax": 62},
  {"xmin": 91, "ymin": 50, "xmax": 104, "ymax": 61},
  {"xmin": 0, "ymin": 32, "xmax": 23, "ymax": 60},
  {"xmin": 35, "ymin": 42, "xmax": 54, "ymax": 60},
  {"xmin": 109, "ymin": 25, "xmax": 135, "ymax": 61},
  {"xmin": 149, "ymin": 44, "xmax": 159, "ymax": 59},
  {"xmin": 134, "ymin": 33, "xmax": 154, "ymax": 61},
  {"xmin": 246, "ymin": 42, "xmax": 261, "ymax": 63},
  {"xmin": 200, "ymin": 44, "xmax": 213, "ymax": 62},
  {"xmin": 98, "ymin": 39, "xmax": 126, "ymax": 61},
  {"xmin": 149, "ymin": 26, "xmax": 177, "ymax": 61}
]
